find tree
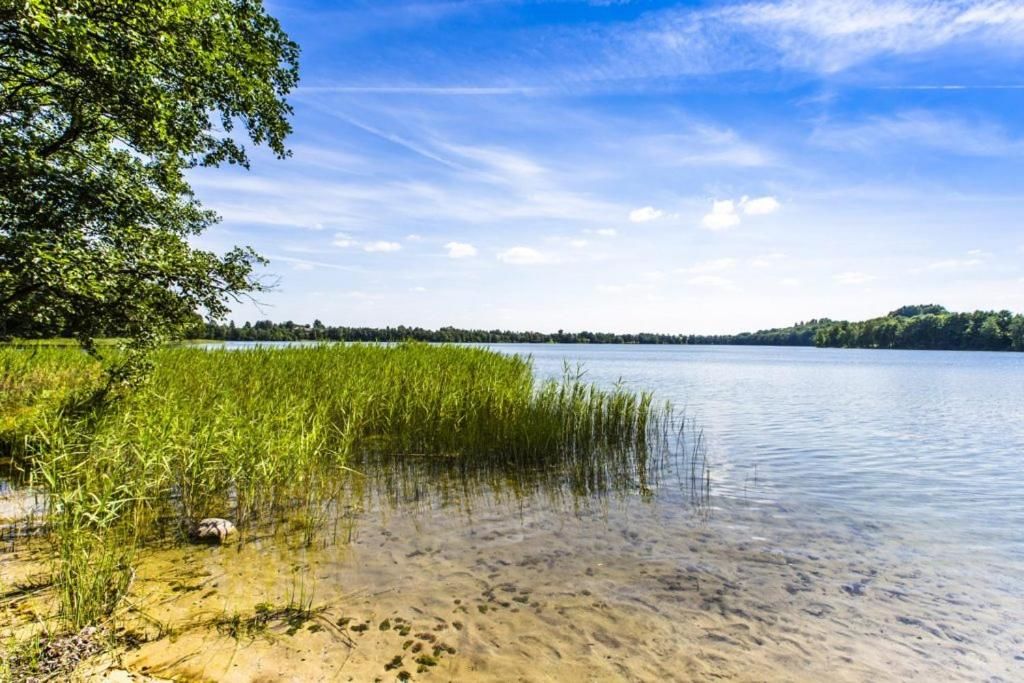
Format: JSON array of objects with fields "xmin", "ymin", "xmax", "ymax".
[
  {"xmin": 0, "ymin": 0, "xmax": 299, "ymax": 355},
  {"xmin": 889, "ymin": 304, "xmax": 948, "ymax": 318}
]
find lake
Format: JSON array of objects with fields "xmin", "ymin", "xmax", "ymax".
[
  {"xmin": 501, "ymin": 344, "xmax": 1024, "ymax": 558},
  {"xmin": 6, "ymin": 343, "xmax": 1023, "ymax": 680}
]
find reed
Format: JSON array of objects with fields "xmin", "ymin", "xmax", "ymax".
[{"xmin": 1, "ymin": 343, "xmax": 683, "ymax": 632}]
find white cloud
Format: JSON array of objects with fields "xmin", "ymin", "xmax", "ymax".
[
  {"xmin": 595, "ymin": 228, "xmax": 617, "ymax": 237},
  {"xmin": 629, "ymin": 206, "xmax": 665, "ymax": 223},
  {"xmin": 687, "ymin": 274, "xmax": 738, "ymax": 290},
  {"xmin": 680, "ymin": 257, "xmax": 737, "ymax": 274},
  {"xmin": 720, "ymin": 0, "xmax": 1024, "ymax": 74},
  {"xmin": 702, "ymin": 196, "xmax": 781, "ymax": 230},
  {"xmin": 363, "ymin": 241, "xmax": 402, "ymax": 253},
  {"xmin": 780, "ymin": 277, "xmax": 801, "ymax": 287},
  {"xmin": 410, "ymin": 286, "xmax": 427, "ymax": 292},
  {"xmin": 702, "ymin": 200, "xmax": 741, "ymax": 230},
  {"xmin": 333, "ymin": 232, "xmax": 407, "ymax": 253},
  {"xmin": 497, "ymin": 246, "xmax": 557, "ymax": 265},
  {"xmin": 568, "ymin": 239, "xmax": 589, "ymax": 248},
  {"xmin": 332, "ymin": 232, "xmax": 357, "ymax": 248},
  {"xmin": 405, "ymin": 233, "xmax": 424, "ymax": 242},
  {"xmin": 741, "ymin": 195, "xmax": 781, "ymax": 215},
  {"xmin": 269, "ymin": 255, "xmax": 356, "ymax": 272},
  {"xmin": 834, "ymin": 271, "xmax": 876, "ymax": 285},
  {"xmin": 524, "ymin": 0, "xmax": 1024, "ymax": 92},
  {"xmin": 445, "ymin": 241, "xmax": 478, "ymax": 258}
]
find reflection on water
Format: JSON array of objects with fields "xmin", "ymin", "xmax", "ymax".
[
  {"xmin": 5, "ymin": 344, "xmax": 1024, "ymax": 681},
  {"xmin": 356, "ymin": 412, "xmax": 708, "ymax": 517}
]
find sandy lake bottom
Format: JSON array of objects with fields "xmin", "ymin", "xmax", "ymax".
[{"xmin": 5, "ymin": 481, "xmax": 1016, "ymax": 682}]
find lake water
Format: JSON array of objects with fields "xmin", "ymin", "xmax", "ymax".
[
  {"xmin": 6, "ymin": 343, "xmax": 1023, "ymax": 681},
  {"xmin": 495, "ymin": 344, "xmax": 1024, "ymax": 559}
]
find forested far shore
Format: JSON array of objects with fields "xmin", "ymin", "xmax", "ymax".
[
  {"xmin": 188, "ymin": 304, "xmax": 1024, "ymax": 352},
  {"xmin": 813, "ymin": 305, "xmax": 1024, "ymax": 351},
  {"xmin": 193, "ymin": 318, "xmax": 831, "ymax": 346}
]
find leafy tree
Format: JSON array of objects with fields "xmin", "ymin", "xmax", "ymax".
[
  {"xmin": 0, "ymin": 0, "xmax": 299, "ymax": 358},
  {"xmin": 815, "ymin": 306, "xmax": 1023, "ymax": 352},
  {"xmin": 889, "ymin": 304, "xmax": 948, "ymax": 318}
]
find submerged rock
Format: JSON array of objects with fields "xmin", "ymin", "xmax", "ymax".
[{"xmin": 192, "ymin": 517, "xmax": 237, "ymax": 544}]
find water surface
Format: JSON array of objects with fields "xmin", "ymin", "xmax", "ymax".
[{"xmin": 494, "ymin": 344, "xmax": 1024, "ymax": 560}]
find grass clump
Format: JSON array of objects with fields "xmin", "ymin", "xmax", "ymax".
[{"xmin": 1, "ymin": 342, "xmax": 678, "ymax": 639}]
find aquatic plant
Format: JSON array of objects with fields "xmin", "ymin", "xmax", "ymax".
[{"xmin": 1, "ymin": 343, "xmax": 689, "ymax": 632}]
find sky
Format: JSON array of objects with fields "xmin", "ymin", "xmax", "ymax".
[{"xmin": 192, "ymin": 0, "xmax": 1024, "ymax": 334}]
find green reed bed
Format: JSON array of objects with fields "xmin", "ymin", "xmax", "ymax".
[
  {"xmin": 0, "ymin": 348, "xmax": 102, "ymax": 460},
  {"xmin": 0, "ymin": 343, "xmax": 677, "ymax": 633}
]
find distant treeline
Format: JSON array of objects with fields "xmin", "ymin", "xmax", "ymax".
[
  {"xmin": 196, "ymin": 304, "xmax": 1024, "ymax": 351},
  {"xmin": 814, "ymin": 305, "xmax": 1024, "ymax": 351},
  {"xmin": 197, "ymin": 318, "xmax": 833, "ymax": 347}
]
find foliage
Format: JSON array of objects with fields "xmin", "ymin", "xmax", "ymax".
[
  {"xmin": 195, "ymin": 317, "xmax": 834, "ymax": 346},
  {"xmin": 0, "ymin": 0, "xmax": 299, "ymax": 347},
  {"xmin": 200, "ymin": 320, "xmax": 695, "ymax": 344},
  {"xmin": 815, "ymin": 307, "xmax": 1024, "ymax": 351},
  {"xmin": 194, "ymin": 318, "xmax": 836, "ymax": 346},
  {"xmin": 690, "ymin": 319, "xmax": 835, "ymax": 347},
  {"xmin": 888, "ymin": 304, "xmax": 949, "ymax": 318}
]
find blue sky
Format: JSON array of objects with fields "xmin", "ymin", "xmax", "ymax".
[{"xmin": 193, "ymin": 0, "xmax": 1024, "ymax": 334}]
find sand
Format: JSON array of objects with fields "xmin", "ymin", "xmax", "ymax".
[{"xmin": 40, "ymin": 489, "xmax": 1020, "ymax": 682}]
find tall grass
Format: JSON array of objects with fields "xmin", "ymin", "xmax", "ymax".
[
  {"xmin": 1, "ymin": 343, "xmax": 683, "ymax": 631},
  {"xmin": 0, "ymin": 348, "xmax": 101, "ymax": 460}
]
